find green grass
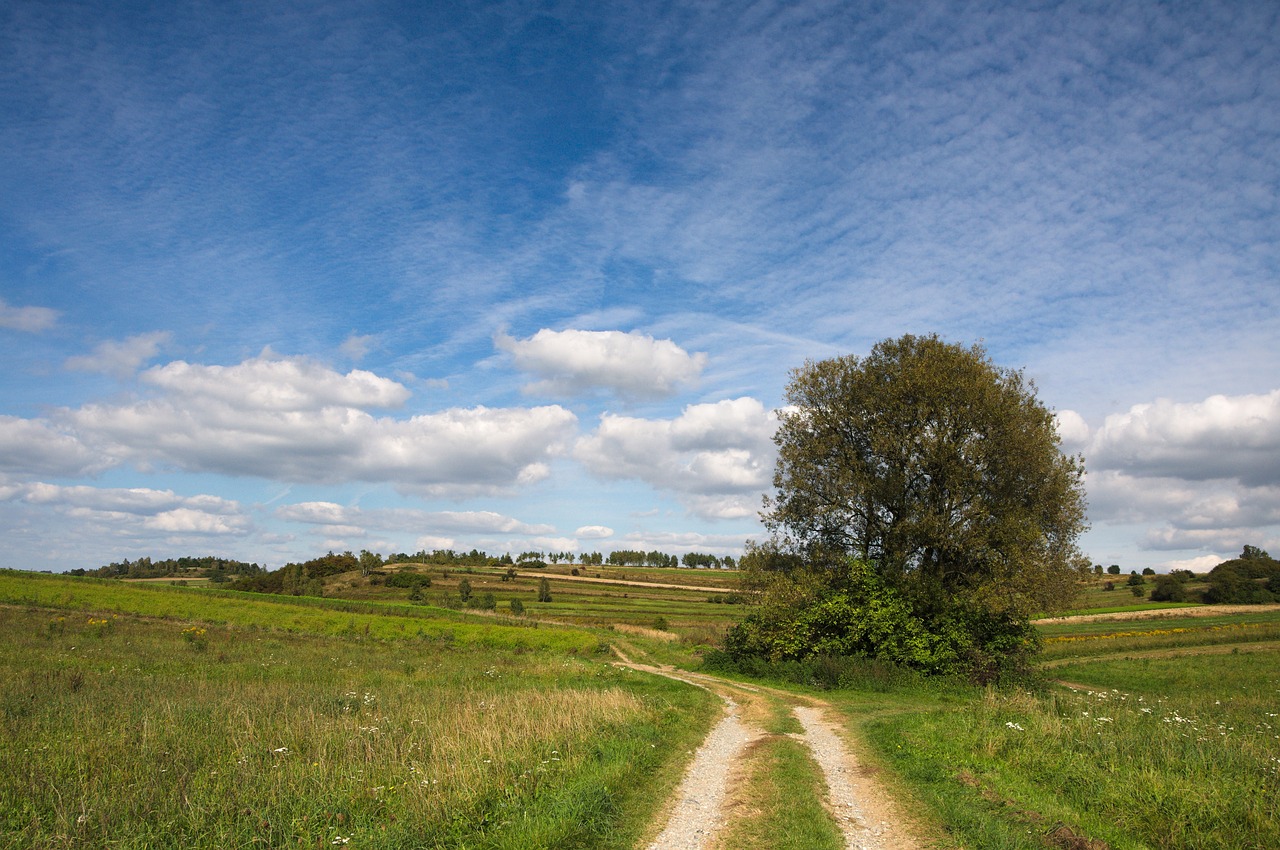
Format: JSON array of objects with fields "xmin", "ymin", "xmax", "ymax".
[
  {"xmin": 714, "ymin": 735, "xmax": 845, "ymax": 850},
  {"xmin": 0, "ymin": 571, "xmax": 598, "ymax": 654},
  {"xmin": 0, "ymin": 578, "xmax": 721, "ymax": 849},
  {"xmin": 847, "ymin": 614, "xmax": 1280, "ymax": 849}
]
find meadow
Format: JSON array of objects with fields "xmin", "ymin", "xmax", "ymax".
[
  {"xmin": 0, "ymin": 571, "xmax": 717, "ymax": 849},
  {"xmin": 5, "ymin": 565, "xmax": 1280, "ymax": 849},
  {"xmin": 852, "ymin": 609, "xmax": 1280, "ymax": 849}
]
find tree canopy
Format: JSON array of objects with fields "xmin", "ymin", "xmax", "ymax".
[
  {"xmin": 764, "ymin": 333, "xmax": 1088, "ymax": 617},
  {"xmin": 726, "ymin": 334, "xmax": 1089, "ymax": 680}
]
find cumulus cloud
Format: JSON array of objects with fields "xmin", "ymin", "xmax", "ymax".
[
  {"xmin": 1079, "ymin": 390, "xmax": 1280, "ymax": 560},
  {"xmin": 274, "ymin": 502, "xmax": 555, "ymax": 536},
  {"xmin": 1, "ymin": 481, "xmax": 250, "ymax": 537},
  {"xmin": 54, "ymin": 354, "xmax": 576, "ymax": 493},
  {"xmin": 575, "ymin": 524, "xmax": 614, "ymax": 539},
  {"xmin": 141, "ymin": 352, "xmax": 411, "ymax": 411},
  {"xmin": 1087, "ymin": 390, "xmax": 1280, "ymax": 486},
  {"xmin": 0, "ymin": 416, "xmax": 112, "ymax": 478},
  {"xmin": 1054, "ymin": 409, "xmax": 1091, "ymax": 451},
  {"xmin": 66, "ymin": 332, "xmax": 171, "ymax": 378},
  {"xmin": 0, "ymin": 299, "xmax": 58, "ymax": 333},
  {"xmin": 496, "ymin": 329, "xmax": 706, "ymax": 399},
  {"xmin": 575, "ymin": 397, "xmax": 777, "ymax": 519}
]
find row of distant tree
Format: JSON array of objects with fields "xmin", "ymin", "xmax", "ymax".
[
  {"xmin": 69, "ymin": 556, "xmax": 264, "ymax": 581},
  {"xmin": 78, "ymin": 546, "xmax": 736, "ymax": 597}
]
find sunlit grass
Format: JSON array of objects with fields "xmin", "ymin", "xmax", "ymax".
[{"xmin": 0, "ymin": 595, "xmax": 717, "ymax": 849}]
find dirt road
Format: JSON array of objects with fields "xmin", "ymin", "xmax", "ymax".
[{"xmin": 613, "ymin": 653, "xmax": 922, "ymax": 850}]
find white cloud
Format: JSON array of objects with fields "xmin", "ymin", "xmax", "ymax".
[
  {"xmin": 1, "ymin": 481, "xmax": 250, "ymax": 537},
  {"xmin": 143, "ymin": 508, "xmax": 248, "ymax": 534},
  {"xmin": 617, "ymin": 529, "xmax": 749, "ymax": 555},
  {"xmin": 575, "ymin": 524, "xmax": 614, "ymax": 539},
  {"xmin": 274, "ymin": 502, "xmax": 555, "ymax": 536},
  {"xmin": 1087, "ymin": 390, "xmax": 1280, "ymax": 486},
  {"xmin": 141, "ymin": 352, "xmax": 411, "ymax": 411},
  {"xmin": 0, "ymin": 299, "xmax": 58, "ymax": 333},
  {"xmin": 496, "ymin": 328, "xmax": 706, "ymax": 399},
  {"xmin": 66, "ymin": 332, "xmax": 171, "ymax": 378},
  {"xmin": 1077, "ymin": 389, "xmax": 1280, "ymax": 561},
  {"xmin": 0, "ymin": 416, "xmax": 111, "ymax": 478},
  {"xmin": 1158, "ymin": 554, "xmax": 1233, "ymax": 573},
  {"xmin": 340, "ymin": 333, "xmax": 377, "ymax": 361},
  {"xmin": 57, "ymin": 354, "xmax": 577, "ymax": 493},
  {"xmin": 1054, "ymin": 409, "xmax": 1090, "ymax": 451},
  {"xmin": 575, "ymin": 397, "xmax": 776, "ymax": 519}
]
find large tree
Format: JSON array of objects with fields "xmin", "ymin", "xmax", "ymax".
[
  {"xmin": 765, "ymin": 334, "xmax": 1088, "ymax": 616},
  {"xmin": 726, "ymin": 335, "xmax": 1088, "ymax": 679}
]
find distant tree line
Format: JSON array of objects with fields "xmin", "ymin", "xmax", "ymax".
[
  {"xmin": 71, "ymin": 545, "xmax": 740, "ymax": 600},
  {"xmin": 71, "ymin": 556, "xmax": 263, "ymax": 582}
]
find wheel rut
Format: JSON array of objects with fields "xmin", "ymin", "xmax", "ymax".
[{"xmin": 613, "ymin": 652, "xmax": 922, "ymax": 850}]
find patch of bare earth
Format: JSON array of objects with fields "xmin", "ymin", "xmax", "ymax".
[{"xmin": 792, "ymin": 705, "xmax": 919, "ymax": 850}]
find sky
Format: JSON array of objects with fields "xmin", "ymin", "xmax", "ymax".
[{"xmin": 1, "ymin": 0, "xmax": 1277, "ymax": 574}]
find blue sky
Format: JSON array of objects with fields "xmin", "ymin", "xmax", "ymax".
[{"xmin": 2, "ymin": 0, "xmax": 1277, "ymax": 573}]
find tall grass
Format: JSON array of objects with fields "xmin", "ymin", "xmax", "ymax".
[
  {"xmin": 864, "ymin": 650, "xmax": 1280, "ymax": 849},
  {"xmin": 0, "ymin": 603, "xmax": 717, "ymax": 849}
]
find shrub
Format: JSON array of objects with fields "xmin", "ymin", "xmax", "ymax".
[
  {"xmin": 457, "ymin": 578, "xmax": 472, "ymax": 602},
  {"xmin": 537, "ymin": 577, "xmax": 552, "ymax": 603},
  {"xmin": 386, "ymin": 571, "xmax": 431, "ymax": 589},
  {"xmin": 722, "ymin": 560, "xmax": 1038, "ymax": 682},
  {"xmin": 1150, "ymin": 576, "xmax": 1187, "ymax": 603},
  {"xmin": 475, "ymin": 592, "xmax": 496, "ymax": 611},
  {"xmin": 509, "ymin": 598, "xmax": 525, "ymax": 616}
]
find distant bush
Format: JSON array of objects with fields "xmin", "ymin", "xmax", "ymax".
[
  {"xmin": 386, "ymin": 571, "xmax": 431, "ymax": 589},
  {"xmin": 1149, "ymin": 576, "xmax": 1187, "ymax": 603}
]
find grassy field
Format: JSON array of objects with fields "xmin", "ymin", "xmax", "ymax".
[
  {"xmin": 6, "ymin": 566, "xmax": 1280, "ymax": 849},
  {"xmin": 848, "ymin": 608, "xmax": 1280, "ymax": 849},
  {"xmin": 0, "ymin": 571, "xmax": 718, "ymax": 849}
]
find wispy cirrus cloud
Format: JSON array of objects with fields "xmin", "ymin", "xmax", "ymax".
[{"xmin": 65, "ymin": 331, "xmax": 171, "ymax": 378}]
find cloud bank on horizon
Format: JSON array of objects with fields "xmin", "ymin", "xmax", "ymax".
[{"xmin": 0, "ymin": 0, "xmax": 1276, "ymax": 572}]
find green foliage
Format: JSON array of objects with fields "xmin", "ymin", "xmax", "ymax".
[
  {"xmin": 457, "ymin": 577, "xmax": 472, "ymax": 602},
  {"xmin": 1107, "ymin": 565, "xmax": 1121, "ymax": 575},
  {"xmin": 70, "ymin": 555, "xmax": 263, "ymax": 580},
  {"xmin": 724, "ymin": 561, "xmax": 1039, "ymax": 681},
  {"xmin": 384, "ymin": 570, "xmax": 431, "ymax": 589},
  {"xmin": 1149, "ymin": 575, "xmax": 1188, "ymax": 602},
  {"xmin": 510, "ymin": 598, "xmax": 525, "ymax": 616},
  {"xmin": 765, "ymin": 335, "xmax": 1088, "ymax": 618},
  {"xmin": 737, "ymin": 335, "xmax": 1085, "ymax": 680},
  {"xmin": 537, "ymin": 577, "xmax": 553, "ymax": 603}
]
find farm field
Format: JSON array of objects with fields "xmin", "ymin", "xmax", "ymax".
[
  {"xmin": 0, "ymin": 571, "xmax": 717, "ymax": 850},
  {"xmin": 4, "ymin": 567, "xmax": 1280, "ymax": 849}
]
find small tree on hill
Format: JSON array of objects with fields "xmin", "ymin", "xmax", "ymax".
[{"xmin": 537, "ymin": 577, "xmax": 552, "ymax": 603}]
